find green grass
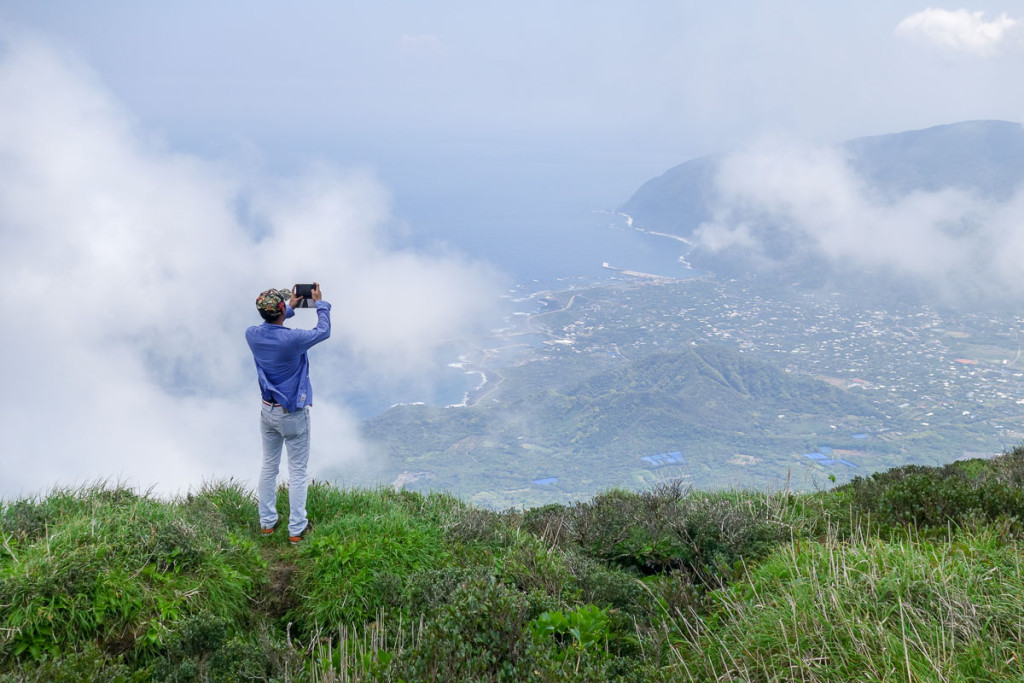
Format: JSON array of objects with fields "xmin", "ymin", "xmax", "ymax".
[
  {"xmin": 666, "ymin": 526, "xmax": 1024, "ymax": 682},
  {"xmin": 3, "ymin": 449, "xmax": 1024, "ymax": 681}
]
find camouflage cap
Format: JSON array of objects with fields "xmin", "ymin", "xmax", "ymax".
[{"xmin": 255, "ymin": 288, "xmax": 292, "ymax": 317}]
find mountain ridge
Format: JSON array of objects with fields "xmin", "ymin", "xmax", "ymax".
[{"xmin": 620, "ymin": 119, "xmax": 1024, "ymax": 240}]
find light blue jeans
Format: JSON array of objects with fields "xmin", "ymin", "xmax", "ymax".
[{"xmin": 258, "ymin": 404, "xmax": 311, "ymax": 536}]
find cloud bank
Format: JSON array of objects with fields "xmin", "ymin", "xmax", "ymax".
[
  {"xmin": 696, "ymin": 136, "xmax": 1024, "ymax": 298},
  {"xmin": 896, "ymin": 8, "xmax": 1020, "ymax": 55},
  {"xmin": 0, "ymin": 34, "xmax": 502, "ymax": 500}
]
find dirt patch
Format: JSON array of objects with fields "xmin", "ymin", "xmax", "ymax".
[
  {"xmin": 729, "ymin": 454, "xmax": 760, "ymax": 466},
  {"xmin": 259, "ymin": 546, "xmax": 300, "ymax": 621}
]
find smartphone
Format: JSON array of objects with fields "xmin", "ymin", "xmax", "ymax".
[{"xmin": 294, "ymin": 283, "xmax": 315, "ymax": 308}]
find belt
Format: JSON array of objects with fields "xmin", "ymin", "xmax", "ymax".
[{"xmin": 262, "ymin": 398, "xmax": 290, "ymax": 414}]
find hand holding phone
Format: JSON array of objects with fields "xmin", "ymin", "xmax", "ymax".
[{"xmin": 293, "ymin": 283, "xmax": 316, "ymax": 308}]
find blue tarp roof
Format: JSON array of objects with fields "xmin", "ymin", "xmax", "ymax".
[
  {"xmin": 641, "ymin": 451, "xmax": 685, "ymax": 467},
  {"xmin": 805, "ymin": 455, "xmax": 859, "ymax": 468}
]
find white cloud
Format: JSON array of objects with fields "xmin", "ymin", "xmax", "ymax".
[
  {"xmin": 0, "ymin": 33, "xmax": 502, "ymax": 500},
  {"xmin": 696, "ymin": 136, "xmax": 1023, "ymax": 296},
  {"xmin": 896, "ymin": 8, "xmax": 1020, "ymax": 56}
]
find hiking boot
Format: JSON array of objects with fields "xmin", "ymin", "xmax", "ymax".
[
  {"xmin": 289, "ymin": 521, "xmax": 312, "ymax": 545},
  {"xmin": 261, "ymin": 520, "xmax": 279, "ymax": 536}
]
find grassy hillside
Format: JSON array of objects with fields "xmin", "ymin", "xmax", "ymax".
[{"xmin": 3, "ymin": 448, "xmax": 1024, "ymax": 681}]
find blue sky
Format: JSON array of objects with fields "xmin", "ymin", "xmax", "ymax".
[
  {"xmin": 4, "ymin": 2, "xmax": 1023, "ymax": 181},
  {"xmin": 2, "ymin": 2, "xmax": 1023, "ymax": 497}
]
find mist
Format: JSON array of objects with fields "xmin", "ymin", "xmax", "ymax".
[
  {"xmin": 0, "ymin": 35, "xmax": 503, "ymax": 500},
  {"xmin": 695, "ymin": 135, "xmax": 1024, "ymax": 301}
]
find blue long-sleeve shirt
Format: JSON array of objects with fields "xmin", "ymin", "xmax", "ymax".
[{"xmin": 245, "ymin": 300, "xmax": 332, "ymax": 413}]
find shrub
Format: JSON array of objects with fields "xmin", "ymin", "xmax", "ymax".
[
  {"xmin": 0, "ymin": 484, "xmax": 266, "ymax": 668},
  {"xmin": 494, "ymin": 532, "xmax": 574, "ymax": 597},
  {"xmin": 529, "ymin": 604, "xmax": 611, "ymax": 658},
  {"xmin": 401, "ymin": 566, "xmax": 497, "ymax": 616},
  {"xmin": 564, "ymin": 553, "xmax": 650, "ymax": 619},
  {"xmin": 524, "ymin": 483, "xmax": 788, "ymax": 586},
  {"xmin": 153, "ymin": 614, "xmax": 299, "ymax": 682},
  {"xmin": 396, "ymin": 577, "xmax": 643, "ymax": 682},
  {"xmin": 842, "ymin": 453, "xmax": 1024, "ymax": 530},
  {"xmin": 392, "ymin": 577, "xmax": 549, "ymax": 682},
  {"xmin": 0, "ymin": 643, "xmax": 148, "ymax": 683},
  {"xmin": 0, "ymin": 499, "xmax": 49, "ymax": 543},
  {"xmin": 445, "ymin": 505, "xmax": 512, "ymax": 547},
  {"xmin": 522, "ymin": 503, "xmax": 574, "ymax": 547}
]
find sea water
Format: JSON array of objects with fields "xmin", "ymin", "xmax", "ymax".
[{"xmin": 340, "ymin": 148, "xmax": 694, "ymax": 413}]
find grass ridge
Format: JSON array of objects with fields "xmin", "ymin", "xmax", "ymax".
[{"xmin": 3, "ymin": 448, "xmax": 1024, "ymax": 681}]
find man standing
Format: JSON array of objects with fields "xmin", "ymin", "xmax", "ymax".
[{"xmin": 246, "ymin": 283, "xmax": 331, "ymax": 544}]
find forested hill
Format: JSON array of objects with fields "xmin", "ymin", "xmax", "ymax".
[
  {"xmin": 561, "ymin": 345, "xmax": 878, "ymax": 437},
  {"xmin": 360, "ymin": 344, "xmax": 886, "ymax": 504},
  {"xmin": 620, "ymin": 120, "xmax": 1024, "ymax": 239}
]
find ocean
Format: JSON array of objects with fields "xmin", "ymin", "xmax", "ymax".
[{"xmin": 332, "ymin": 148, "xmax": 694, "ymax": 415}]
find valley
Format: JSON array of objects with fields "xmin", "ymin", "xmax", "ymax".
[{"xmin": 351, "ymin": 274, "xmax": 1024, "ymax": 507}]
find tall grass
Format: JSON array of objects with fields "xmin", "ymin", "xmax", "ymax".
[
  {"xmin": 0, "ymin": 480, "xmax": 272, "ymax": 679},
  {"xmin": 664, "ymin": 523, "xmax": 1024, "ymax": 682},
  {"xmin": 4, "ymin": 452, "xmax": 1024, "ymax": 681},
  {"xmin": 0, "ymin": 482, "xmax": 263, "ymax": 661}
]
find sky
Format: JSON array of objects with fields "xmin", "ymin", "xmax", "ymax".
[{"xmin": 1, "ymin": 2, "xmax": 1023, "ymax": 499}]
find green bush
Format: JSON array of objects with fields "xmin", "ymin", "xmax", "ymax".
[
  {"xmin": 0, "ymin": 643, "xmax": 148, "ymax": 683},
  {"xmin": 568, "ymin": 554, "xmax": 649, "ymax": 618},
  {"xmin": 445, "ymin": 505, "xmax": 512, "ymax": 547},
  {"xmin": 991, "ymin": 444, "xmax": 1024, "ymax": 485},
  {"xmin": 494, "ymin": 531, "xmax": 573, "ymax": 597},
  {"xmin": 153, "ymin": 614, "xmax": 299, "ymax": 682},
  {"xmin": 0, "ymin": 499, "xmax": 49, "ymax": 543},
  {"xmin": 529, "ymin": 604, "xmax": 610, "ymax": 657},
  {"xmin": 843, "ymin": 453, "xmax": 1024, "ymax": 530},
  {"xmin": 0, "ymin": 484, "xmax": 265, "ymax": 667},
  {"xmin": 522, "ymin": 503, "xmax": 574, "ymax": 547},
  {"xmin": 524, "ymin": 483, "xmax": 788, "ymax": 585},
  {"xmin": 396, "ymin": 577, "xmax": 643, "ymax": 682},
  {"xmin": 401, "ymin": 566, "xmax": 497, "ymax": 616},
  {"xmin": 393, "ymin": 576, "xmax": 550, "ymax": 682}
]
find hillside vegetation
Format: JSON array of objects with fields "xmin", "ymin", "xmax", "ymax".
[
  {"xmin": 362, "ymin": 345, "xmax": 891, "ymax": 506},
  {"xmin": 4, "ymin": 448, "xmax": 1024, "ymax": 681}
]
